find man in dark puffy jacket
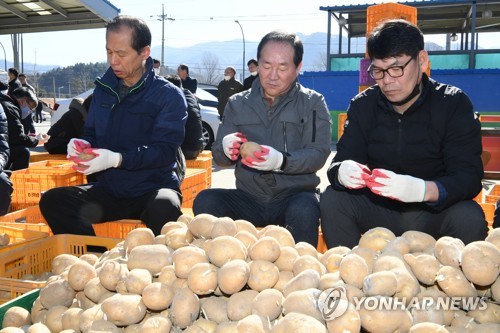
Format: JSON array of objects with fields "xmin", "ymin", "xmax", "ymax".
[
  {"xmin": 0, "ymin": 87, "xmax": 49, "ymax": 170},
  {"xmin": 320, "ymin": 20, "xmax": 487, "ymax": 248},
  {"xmin": 0, "ymin": 104, "xmax": 12, "ymax": 216},
  {"xmin": 165, "ymin": 74, "xmax": 204, "ymax": 159},
  {"xmin": 39, "ymin": 15, "xmax": 187, "ymax": 236},
  {"xmin": 216, "ymin": 66, "xmax": 243, "ymax": 117}
]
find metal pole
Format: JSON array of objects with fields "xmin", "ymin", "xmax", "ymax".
[
  {"xmin": 0, "ymin": 42, "xmax": 6, "ymax": 70},
  {"xmin": 161, "ymin": 3, "xmax": 165, "ymax": 72},
  {"xmin": 235, "ymin": 20, "xmax": 245, "ymax": 81}
]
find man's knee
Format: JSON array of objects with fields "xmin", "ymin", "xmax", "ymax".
[
  {"xmin": 193, "ymin": 189, "xmax": 221, "ymax": 214},
  {"xmin": 443, "ymin": 201, "xmax": 488, "ymax": 244}
]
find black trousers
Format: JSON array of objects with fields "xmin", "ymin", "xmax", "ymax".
[
  {"xmin": 0, "ymin": 172, "xmax": 13, "ymax": 216},
  {"xmin": 7, "ymin": 146, "xmax": 30, "ymax": 171},
  {"xmin": 39, "ymin": 184, "xmax": 183, "ymax": 236},
  {"xmin": 320, "ymin": 185, "xmax": 488, "ymax": 249}
]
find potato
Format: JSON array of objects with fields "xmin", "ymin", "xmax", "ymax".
[
  {"xmin": 295, "ymin": 242, "xmax": 318, "ymax": 258},
  {"xmin": 491, "ymin": 277, "xmax": 500, "ymax": 302},
  {"xmin": 283, "ymin": 269, "xmax": 320, "ymax": 297},
  {"xmin": 187, "ymin": 213, "xmax": 217, "ymax": 239},
  {"xmin": 172, "ymin": 246, "xmax": 208, "ymax": 279},
  {"xmin": 127, "ymin": 244, "xmax": 172, "ymax": 275},
  {"xmin": 187, "ymin": 318, "xmax": 217, "ymax": 333},
  {"xmin": 83, "ymin": 277, "xmax": 108, "ymax": 303},
  {"xmin": 160, "ymin": 221, "xmax": 187, "ymax": 235},
  {"xmin": 98, "ymin": 260, "xmax": 129, "ymax": 291},
  {"xmin": 187, "ymin": 262, "xmax": 218, "ymax": 295},
  {"xmin": 88, "ymin": 319, "xmax": 122, "ymax": 333},
  {"xmin": 208, "ymin": 236, "xmax": 247, "ymax": 267},
  {"xmin": 78, "ymin": 253, "xmax": 99, "ymax": 266},
  {"xmin": 156, "ymin": 265, "xmax": 176, "ymax": 286},
  {"xmin": 274, "ymin": 246, "xmax": 299, "ymax": 272},
  {"xmin": 45, "ymin": 305, "xmax": 67, "ymax": 333},
  {"xmin": 404, "ymin": 253, "xmax": 442, "ymax": 285},
  {"xmin": 142, "ymin": 282, "xmax": 174, "ymax": 311},
  {"xmin": 211, "ymin": 217, "xmax": 238, "ymax": 238},
  {"xmin": 169, "ymin": 288, "xmax": 200, "ymax": 328},
  {"xmin": 318, "ymin": 271, "xmax": 342, "ymax": 290},
  {"xmin": 61, "ymin": 307, "xmax": 83, "ymax": 332},
  {"xmin": 272, "ymin": 312, "xmax": 327, "ymax": 333},
  {"xmin": 401, "ymin": 230, "xmax": 436, "ymax": 253},
  {"xmin": 2, "ymin": 306, "xmax": 31, "ymax": 328},
  {"xmin": 234, "ymin": 230, "xmax": 258, "ymax": 249},
  {"xmin": 325, "ymin": 300, "xmax": 361, "ymax": 333},
  {"xmin": 79, "ymin": 304, "xmax": 105, "ymax": 333},
  {"xmin": 358, "ymin": 227, "xmax": 396, "ymax": 252},
  {"xmin": 234, "ymin": 219, "xmax": 258, "ymax": 236},
  {"xmin": 252, "ymin": 289, "xmax": 284, "ymax": 321},
  {"xmin": 125, "ymin": 268, "xmax": 152, "ymax": 295},
  {"xmin": 240, "ymin": 141, "xmax": 261, "ymax": 159},
  {"xmin": 101, "ymin": 294, "xmax": 147, "ymax": 326},
  {"xmin": 218, "ymin": 259, "xmax": 250, "ymax": 295},
  {"xmin": 382, "ymin": 236, "xmax": 411, "ymax": 255},
  {"xmin": 236, "ymin": 314, "xmax": 271, "ymax": 333},
  {"xmin": 139, "ymin": 316, "xmax": 172, "ymax": 333},
  {"xmin": 200, "ymin": 296, "xmax": 229, "ymax": 324},
  {"xmin": 283, "ymin": 288, "xmax": 324, "ymax": 323},
  {"xmin": 0, "ymin": 233, "xmax": 10, "ymax": 246},
  {"xmin": 467, "ymin": 301, "xmax": 500, "ymax": 324},
  {"xmin": 227, "ymin": 290, "xmax": 259, "ymax": 321},
  {"xmin": 26, "ymin": 323, "xmax": 51, "ymax": 333},
  {"xmin": 67, "ymin": 259, "xmax": 97, "ymax": 292},
  {"xmin": 293, "ymin": 254, "xmax": 325, "ymax": 276},
  {"xmin": 339, "ymin": 253, "xmax": 370, "ymax": 289},
  {"xmin": 363, "ymin": 271, "xmax": 398, "ymax": 296},
  {"xmin": 258, "ymin": 225, "xmax": 295, "ymax": 248},
  {"xmin": 39, "ymin": 279, "xmax": 75, "ymax": 309},
  {"xmin": 51, "ymin": 254, "xmax": 79, "ymax": 275},
  {"xmin": 249, "ymin": 236, "xmax": 281, "ymax": 262},
  {"xmin": 359, "ymin": 298, "xmax": 412, "ymax": 333},
  {"xmin": 177, "ymin": 213, "xmax": 193, "ymax": 225},
  {"xmin": 273, "ymin": 270, "xmax": 294, "ymax": 293},
  {"xmin": 349, "ymin": 247, "xmax": 376, "ymax": 273},
  {"xmin": 434, "ymin": 236, "xmax": 464, "ymax": 267},
  {"xmin": 248, "ymin": 260, "xmax": 280, "ymax": 291},
  {"xmin": 461, "ymin": 241, "xmax": 500, "ymax": 286},
  {"xmin": 409, "ymin": 322, "xmax": 450, "ymax": 332},
  {"xmin": 436, "ymin": 265, "xmax": 477, "ymax": 298},
  {"xmin": 123, "ymin": 228, "xmax": 155, "ymax": 253},
  {"xmin": 0, "ymin": 328, "xmax": 24, "ymax": 333},
  {"xmin": 165, "ymin": 227, "xmax": 193, "ymax": 249},
  {"xmin": 485, "ymin": 228, "xmax": 500, "ymax": 250}
]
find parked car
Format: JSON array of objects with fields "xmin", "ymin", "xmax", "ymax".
[
  {"xmin": 196, "ymin": 84, "xmax": 218, "ymax": 109},
  {"xmin": 49, "ymin": 87, "xmax": 220, "ymax": 150},
  {"xmin": 198, "ymin": 84, "xmax": 218, "ymax": 99}
]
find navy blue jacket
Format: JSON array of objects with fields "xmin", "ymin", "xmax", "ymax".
[{"xmin": 84, "ymin": 57, "xmax": 187, "ymax": 198}]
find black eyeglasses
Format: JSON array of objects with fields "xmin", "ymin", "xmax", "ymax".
[{"xmin": 367, "ymin": 56, "xmax": 415, "ymax": 80}]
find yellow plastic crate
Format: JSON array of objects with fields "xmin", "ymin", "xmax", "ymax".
[
  {"xmin": 92, "ymin": 220, "xmax": 147, "ymax": 239},
  {"xmin": 10, "ymin": 162, "xmax": 86, "ymax": 210},
  {"xmin": 186, "ymin": 155, "xmax": 213, "ymax": 188},
  {"xmin": 0, "ymin": 235, "xmax": 121, "ymax": 303},
  {"xmin": 366, "ymin": 3, "xmax": 417, "ymax": 35},
  {"xmin": 29, "ymin": 152, "xmax": 66, "ymax": 163},
  {"xmin": 180, "ymin": 168, "xmax": 207, "ymax": 208},
  {"xmin": 1, "ymin": 205, "xmax": 46, "ymax": 225},
  {"xmin": 0, "ymin": 226, "xmax": 49, "ymax": 254}
]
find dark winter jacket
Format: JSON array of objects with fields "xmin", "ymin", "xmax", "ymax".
[
  {"xmin": 243, "ymin": 74, "xmax": 258, "ymax": 91},
  {"xmin": 181, "ymin": 88, "xmax": 204, "ymax": 155},
  {"xmin": 0, "ymin": 93, "xmax": 38, "ymax": 149},
  {"xmin": 8, "ymin": 79, "xmax": 21, "ymax": 96},
  {"xmin": 182, "ymin": 76, "xmax": 197, "ymax": 94},
  {"xmin": 83, "ymin": 57, "xmax": 188, "ymax": 199},
  {"xmin": 44, "ymin": 98, "xmax": 87, "ymax": 154},
  {"xmin": 329, "ymin": 74, "xmax": 483, "ymax": 212},
  {"xmin": 0, "ymin": 105, "xmax": 8, "ymax": 171},
  {"xmin": 217, "ymin": 77, "xmax": 244, "ymax": 116}
]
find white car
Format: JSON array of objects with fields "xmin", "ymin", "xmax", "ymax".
[{"xmin": 50, "ymin": 87, "xmax": 220, "ymax": 150}]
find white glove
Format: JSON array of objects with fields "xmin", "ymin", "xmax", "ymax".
[
  {"xmin": 73, "ymin": 148, "xmax": 122, "ymax": 175},
  {"xmin": 365, "ymin": 168, "xmax": 426, "ymax": 203},
  {"xmin": 242, "ymin": 145, "xmax": 284, "ymax": 171},
  {"xmin": 222, "ymin": 132, "xmax": 247, "ymax": 161},
  {"xmin": 337, "ymin": 160, "xmax": 371, "ymax": 189},
  {"xmin": 67, "ymin": 138, "xmax": 91, "ymax": 159},
  {"xmin": 35, "ymin": 133, "xmax": 50, "ymax": 144}
]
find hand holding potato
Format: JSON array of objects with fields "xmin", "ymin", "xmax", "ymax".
[
  {"xmin": 337, "ymin": 160, "xmax": 371, "ymax": 189},
  {"xmin": 222, "ymin": 132, "xmax": 248, "ymax": 161},
  {"xmin": 241, "ymin": 144, "xmax": 284, "ymax": 171}
]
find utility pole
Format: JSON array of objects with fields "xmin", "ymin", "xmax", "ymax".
[{"xmin": 151, "ymin": 4, "xmax": 174, "ymax": 74}]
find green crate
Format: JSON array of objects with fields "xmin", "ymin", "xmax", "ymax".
[{"xmin": 0, "ymin": 288, "xmax": 39, "ymax": 328}]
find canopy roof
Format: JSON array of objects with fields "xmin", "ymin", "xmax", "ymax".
[
  {"xmin": 320, "ymin": 0, "xmax": 500, "ymax": 37},
  {"xmin": 0, "ymin": 0, "xmax": 120, "ymax": 35}
]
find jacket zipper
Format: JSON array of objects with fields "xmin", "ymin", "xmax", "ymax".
[{"xmin": 312, "ymin": 110, "xmax": 317, "ymax": 142}]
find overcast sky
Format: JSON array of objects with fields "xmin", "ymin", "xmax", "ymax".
[{"xmin": 0, "ymin": 0, "xmax": 499, "ymax": 69}]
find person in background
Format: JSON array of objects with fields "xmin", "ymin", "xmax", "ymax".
[
  {"xmin": 153, "ymin": 58, "xmax": 161, "ymax": 75},
  {"xmin": 44, "ymin": 95, "xmax": 92, "ymax": 154},
  {"xmin": 18, "ymin": 73, "xmax": 43, "ymax": 124},
  {"xmin": 217, "ymin": 66, "xmax": 243, "ymax": 117},
  {"xmin": 165, "ymin": 74, "xmax": 204, "ymax": 160},
  {"xmin": 7, "ymin": 68, "xmax": 22, "ymax": 96},
  {"xmin": 0, "ymin": 104, "xmax": 12, "ymax": 216},
  {"xmin": 243, "ymin": 58, "xmax": 259, "ymax": 90},
  {"xmin": 0, "ymin": 87, "xmax": 49, "ymax": 170},
  {"xmin": 18, "ymin": 73, "xmax": 35, "ymax": 93},
  {"xmin": 39, "ymin": 15, "xmax": 187, "ymax": 237},
  {"xmin": 177, "ymin": 64, "xmax": 197, "ymax": 94},
  {"xmin": 194, "ymin": 31, "xmax": 332, "ymax": 246},
  {"xmin": 320, "ymin": 19, "xmax": 487, "ymax": 249}
]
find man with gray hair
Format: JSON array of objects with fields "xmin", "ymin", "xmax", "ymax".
[{"xmin": 217, "ymin": 66, "xmax": 243, "ymax": 117}]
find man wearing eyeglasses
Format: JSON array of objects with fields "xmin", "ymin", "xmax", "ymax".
[{"xmin": 320, "ymin": 19, "xmax": 487, "ymax": 249}]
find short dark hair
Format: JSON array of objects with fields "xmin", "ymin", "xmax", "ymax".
[
  {"xmin": 257, "ymin": 31, "xmax": 303, "ymax": 67},
  {"xmin": 18, "ymin": 73, "xmax": 27, "ymax": 79},
  {"xmin": 367, "ymin": 19, "xmax": 424, "ymax": 60},
  {"xmin": 153, "ymin": 58, "xmax": 160, "ymax": 65},
  {"xmin": 178, "ymin": 64, "xmax": 189, "ymax": 74},
  {"xmin": 164, "ymin": 74, "xmax": 183, "ymax": 88},
  {"xmin": 247, "ymin": 58, "xmax": 258, "ymax": 67},
  {"xmin": 106, "ymin": 15, "xmax": 151, "ymax": 54},
  {"xmin": 8, "ymin": 68, "xmax": 19, "ymax": 77},
  {"xmin": 11, "ymin": 87, "xmax": 37, "ymax": 104}
]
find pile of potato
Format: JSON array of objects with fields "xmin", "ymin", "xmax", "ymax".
[{"xmin": 1, "ymin": 214, "xmax": 499, "ymax": 333}]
